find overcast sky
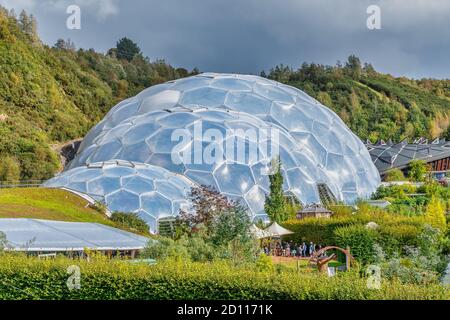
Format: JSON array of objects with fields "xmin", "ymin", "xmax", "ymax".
[{"xmin": 1, "ymin": 0, "xmax": 449, "ymax": 79}]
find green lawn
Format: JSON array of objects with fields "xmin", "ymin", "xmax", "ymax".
[{"xmin": 0, "ymin": 188, "xmax": 115, "ymax": 226}]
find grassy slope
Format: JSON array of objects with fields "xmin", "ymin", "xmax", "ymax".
[{"xmin": 0, "ymin": 188, "xmax": 115, "ymax": 226}]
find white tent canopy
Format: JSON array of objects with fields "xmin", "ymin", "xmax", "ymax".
[
  {"xmin": 264, "ymin": 222, "xmax": 294, "ymax": 237},
  {"xmin": 249, "ymin": 224, "xmax": 273, "ymax": 239}
]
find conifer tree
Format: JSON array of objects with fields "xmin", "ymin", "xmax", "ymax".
[{"xmin": 264, "ymin": 158, "xmax": 288, "ymax": 223}]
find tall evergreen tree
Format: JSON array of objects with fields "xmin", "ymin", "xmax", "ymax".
[
  {"xmin": 264, "ymin": 158, "xmax": 288, "ymax": 223},
  {"xmin": 116, "ymin": 37, "xmax": 142, "ymax": 61},
  {"xmin": 345, "ymin": 54, "xmax": 362, "ymax": 79}
]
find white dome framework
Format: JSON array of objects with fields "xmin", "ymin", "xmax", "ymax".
[{"xmin": 46, "ymin": 73, "xmax": 380, "ymax": 232}]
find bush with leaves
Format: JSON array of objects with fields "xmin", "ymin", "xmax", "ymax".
[
  {"xmin": 334, "ymin": 224, "xmax": 378, "ymax": 264},
  {"xmin": 372, "ymin": 225, "xmax": 448, "ymax": 285},
  {"xmin": 0, "ymin": 254, "xmax": 449, "ymax": 300},
  {"xmin": 424, "ymin": 196, "xmax": 447, "ymax": 232},
  {"xmin": 110, "ymin": 212, "xmax": 149, "ymax": 234},
  {"xmin": 255, "ymin": 253, "xmax": 274, "ymax": 272},
  {"xmin": 371, "ymin": 184, "xmax": 417, "ymax": 201},
  {"xmin": 170, "ymin": 185, "xmax": 259, "ymax": 263},
  {"xmin": 408, "ymin": 159, "xmax": 428, "ymax": 182},
  {"xmin": 265, "ymin": 158, "xmax": 290, "ymax": 223},
  {"xmin": 384, "ymin": 168, "xmax": 406, "ymax": 182},
  {"xmin": 0, "ymin": 155, "xmax": 20, "ymax": 183},
  {"xmin": 142, "ymin": 237, "xmax": 190, "ymax": 261},
  {"xmin": 377, "ymin": 223, "xmax": 422, "ymax": 256}
]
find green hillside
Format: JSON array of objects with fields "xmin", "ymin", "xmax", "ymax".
[
  {"xmin": 0, "ymin": 188, "xmax": 114, "ymax": 225},
  {"xmin": 265, "ymin": 59, "xmax": 450, "ymax": 142},
  {"xmin": 0, "ymin": 7, "xmax": 449, "ymax": 183},
  {"xmin": 0, "ymin": 7, "xmax": 194, "ymax": 182}
]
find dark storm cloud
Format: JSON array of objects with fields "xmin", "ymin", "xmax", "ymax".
[{"xmin": 2, "ymin": 0, "xmax": 450, "ymax": 78}]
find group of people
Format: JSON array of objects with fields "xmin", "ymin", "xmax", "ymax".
[{"xmin": 263, "ymin": 241, "xmax": 322, "ymax": 258}]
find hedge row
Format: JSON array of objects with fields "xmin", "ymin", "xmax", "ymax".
[
  {"xmin": 0, "ymin": 255, "xmax": 448, "ymax": 300},
  {"xmin": 283, "ymin": 214, "xmax": 424, "ymax": 247}
]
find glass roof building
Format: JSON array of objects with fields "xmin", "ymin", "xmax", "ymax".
[
  {"xmin": 0, "ymin": 218, "xmax": 149, "ymax": 252},
  {"xmin": 46, "ymin": 73, "xmax": 380, "ymax": 232}
]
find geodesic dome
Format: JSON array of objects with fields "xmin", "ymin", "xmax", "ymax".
[
  {"xmin": 44, "ymin": 160, "xmax": 192, "ymax": 232},
  {"xmin": 65, "ymin": 107, "xmax": 333, "ymax": 221},
  {"xmin": 50, "ymin": 73, "xmax": 380, "ymax": 231}
]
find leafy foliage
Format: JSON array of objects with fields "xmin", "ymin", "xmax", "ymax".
[
  {"xmin": 334, "ymin": 225, "xmax": 378, "ymax": 263},
  {"xmin": 265, "ymin": 56, "xmax": 450, "ymax": 142},
  {"xmin": 0, "ymin": 254, "xmax": 448, "ymax": 300},
  {"xmin": 408, "ymin": 159, "xmax": 428, "ymax": 182},
  {"xmin": 424, "ymin": 196, "xmax": 447, "ymax": 232},
  {"xmin": 115, "ymin": 37, "xmax": 142, "ymax": 62},
  {"xmin": 151, "ymin": 185, "xmax": 260, "ymax": 264},
  {"xmin": 384, "ymin": 168, "xmax": 406, "ymax": 182},
  {"xmin": 0, "ymin": 154, "xmax": 20, "ymax": 182},
  {"xmin": 265, "ymin": 158, "xmax": 289, "ymax": 223},
  {"xmin": 0, "ymin": 7, "xmax": 196, "ymax": 180},
  {"xmin": 110, "ymin": 212, "xmax": 150, "ymax": 234},
  {"xmin": 374, "ymin": 225, "xmax": 448, "ymax": 285},
  {"xmin": 177, "ymin": 185, "xmax": 234, "ymax": 233}
]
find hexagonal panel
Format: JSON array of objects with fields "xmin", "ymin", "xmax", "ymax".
[
  {"xmin": 106, "ymin": 190, "xmax": 140, "ymax": 213},
  {"xmin": 214, "ymin": 163, "xmax": 255, "ymax": 195}
]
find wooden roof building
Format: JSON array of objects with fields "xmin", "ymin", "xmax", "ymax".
[{"xmin": 296, "ymin": 204, "xmax": 332, "ymax": 220}]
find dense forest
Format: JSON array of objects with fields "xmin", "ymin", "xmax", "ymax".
[
  {"xmin": 264, "ymin": 58, "xmax": 450, "ymax": 143},
  {"xmin": 0, "ymin": 7, "xmax": 196, "ymax": 181},
  {"xmin": 0, "ymin": 6, "xmax": 449, "ymax": 181}
]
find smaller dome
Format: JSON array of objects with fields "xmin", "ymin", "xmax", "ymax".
[{"xmin": 44, "ymin": 160, "xmax": 193, "ymax": 233}]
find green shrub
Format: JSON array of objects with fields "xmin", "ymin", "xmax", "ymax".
[
  {"xmin": 0, "ymin": 254, "xmax": 448, "ymax": 300},
  {"xmin": 408, "ymin": 160, "xmax": 428, "ymax": 182},
  {"xmin": 255, "ymin": 253, "xmax": 274, "ymax": 272},
  {"xmin": 110, "ymin": 212, "xmax": 149, "ymax": 234},
  {"xmin": 283, "ymin": 212, "xmax": 432, "ymax": 263},
  {"xmin": 372, "ymin": 184, "xmax": 417, "ymax": 200},
  {"xmin": 334, "ymin": 225, "xmax": 378, "ymax": 263},
  {"xmin": 142, "ymin": 237, "xmax": 190, "ymax": 261},
  {"xmin": 0, "ymin": 154, "xmax": 20, "ymax": 182},
  {"xmin": 283, "ymin": 217, "xmax": 356, "ymax": 245},
  {"xmin": 378, "ymin": 224, "xmax": 422, "ymax": 255},
  {"xmin": 384, "ymin": 168, "xmax": 406, "ymax": 182}
]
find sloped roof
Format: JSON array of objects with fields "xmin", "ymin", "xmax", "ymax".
[
  {"xmin": 298, "ymin": 204, "xmax": 332, "ymax": 214},
  {"xmin": 0, "ymin": 219, "xmax": 150, "ymax": 252},
  {"xmin": 367, "ymin": 138, "xmax": 450, "ymax": 174}
]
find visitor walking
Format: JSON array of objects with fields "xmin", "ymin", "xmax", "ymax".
[
  {"xmin": 302, "ymin": 242, "xmax": 307, "ymax": 257},
  {"xmin": 309, "ymin": 242, "xmax": 315, "ymax": 256}
]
